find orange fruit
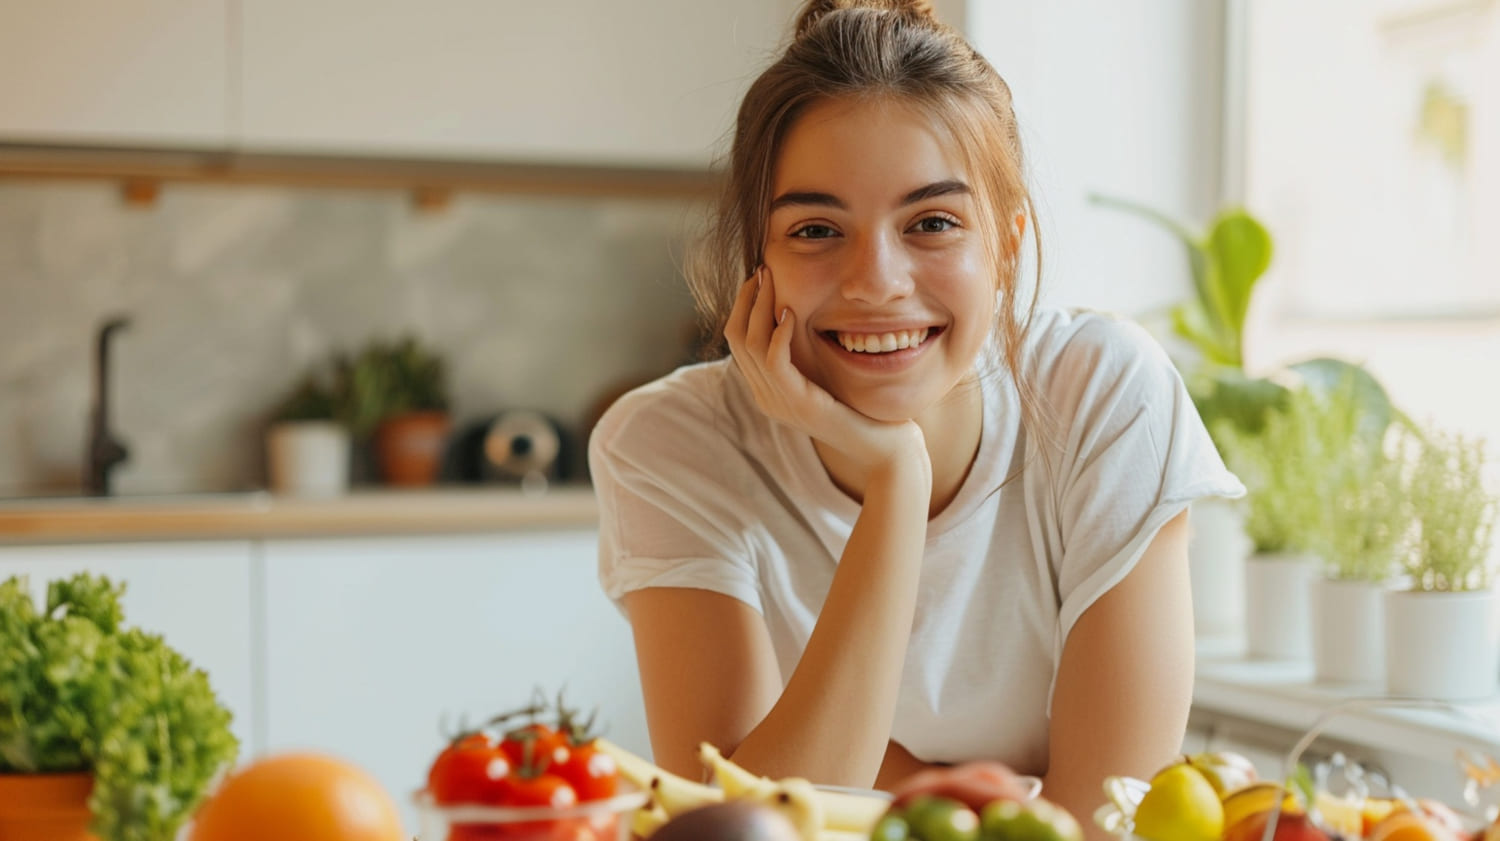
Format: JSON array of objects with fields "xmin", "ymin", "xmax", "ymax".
[
  {"xmin": 188, "ymin": 752, "xmax": 404, "ymax": 841},
  {"xmin": 1367, "ymin": 810, "xmax": 1453, "ymax": 841}
]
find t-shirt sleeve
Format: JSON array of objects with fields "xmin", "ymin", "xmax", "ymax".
[
  {"xmin": 1046, "ymin": 314, "xmax": 1245, "ymax": 644},
  {"xmin": 588, "ymin": 381, "xmax": 764, "ymax": 615}
]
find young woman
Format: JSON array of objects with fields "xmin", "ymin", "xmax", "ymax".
[{"xmin": 589, "ymin": 0, "xmax": 1243, "ymax": 830}]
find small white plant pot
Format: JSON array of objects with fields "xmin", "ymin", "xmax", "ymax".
[
  {"xmin": 1386, "ymin": 588, "xmax": 1500, "ymax": 700},
  {"xmin": 1188, "ymin": 497, "xmax": 1251, "ymax": 638},
  {"xmin": 1244, "ymin": 552, "xmax": 1314, "ymax": 660},
  {"xmin": 267, "ymin": 421, "xmax": 351, "ymax": 498},
  {"xmin": 1311, "ymin": 577, "xmax": 1386, "ymax": 685}
]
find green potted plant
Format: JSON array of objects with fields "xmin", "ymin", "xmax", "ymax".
[
  {"xmin": 1090, "ymin": 194, "xmax": 1395, "ymax": 639},
  {"xmin": 1300, "ymin": 377, "xmax": 1411, "ymax": 686},
  {"xmin": 265, "ymin": 372, "xmax": 351, "ymax": 497},
  {"xmin": 1386, "ymin": 427, "xmax": 1498, "ymax": 700},
  {"xmin": 0, "ymin": 572, "xmax": 238, "ymax": 841},
  {"xmin": 338, "ymin": 335, "xmax": 453, "ymax": 487},
  {"xmin": 1214, "ymin": 383, "xmax": 1327, "ymax": 661}
]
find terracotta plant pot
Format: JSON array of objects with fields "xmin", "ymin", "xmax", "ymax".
[
  {"xmin": 373, "ymin": 410, "xmax": 452, "ymax": 486},
  {"xmin": 0, "ymin": 772, "xmax": 97, "ymax": 841}
]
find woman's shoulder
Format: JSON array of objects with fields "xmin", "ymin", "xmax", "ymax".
[
  {"xmin": 1022, "ymin": 306, "xmax": 1182, "ymax": 426},
  {"xmin": 1024, "ymin": 306, "xmax": 1170, "ymax": 380},
  {"xmin": 588, "ymin": 358, "xmax": 756, "ymax": 465}
]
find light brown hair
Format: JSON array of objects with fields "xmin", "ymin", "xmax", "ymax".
[{"xmin": 688, "ymin": 0, "xmax": 1044, "ymax": 419}]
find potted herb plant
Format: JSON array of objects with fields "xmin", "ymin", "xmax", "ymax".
[
  {"xmin": 1306, "ymin": 388, "xmax": 1410, "ymax": 687},
  {"xmin": 265, "ymin": 372, "xmax": 351, "ymax": 497},
  {"xmin": 1386, "ymin": 427, "xmax": 1498, "ymax": 700},
  {"xmin": 338, "ymin": 335, "xmax": 453, "ymax": 487},
  {"xmin": 1215, "ymin": 384, "xmax": 1327, "ymax": 661},
  {"xmin": 0, "ymin": 572, "xmax": 238, "ymax": 841}
]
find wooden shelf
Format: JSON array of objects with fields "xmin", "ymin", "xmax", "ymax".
[{"xmin": 0, "ymin": 143, "xmax": 723, "ymax": 201}]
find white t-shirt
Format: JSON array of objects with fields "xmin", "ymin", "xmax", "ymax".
[{"xmin": 589, "ymin": 307, "xmax": 1244, "ymax": 775}]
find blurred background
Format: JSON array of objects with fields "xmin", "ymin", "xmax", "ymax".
[{"xmin": 1, "ymin": 0, "xmax": 1498, "ymax": 834}]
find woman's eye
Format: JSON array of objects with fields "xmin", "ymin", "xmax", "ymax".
[
  {"xmin": 913, "ymin": 215, "xmax": 958, "ymax": 233},
  {"xmin": 791, "ymin": 224, "xmax": 838, "ymax": 239}
]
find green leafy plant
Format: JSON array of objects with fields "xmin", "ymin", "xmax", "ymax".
[
  {"xmin": 1403, "ymin": 428, "xmax": 1497, "ymax": 592},
  {"xmin": 1088, "ymin": 195, "xmax": 1394, "ymax": 445},
  {"xmin": 1090, "ymin": 194, "xmax": 1270, "ymax": 369},
  {"xmin": 1315, "ymin": 387, "xmax": 1411, "ymax": 583},
  {"xmin": 0, "ymin": 573, "xmax": 239, "ymax": 841},
  {"xmin": 270, "ymin": 373, "xmax": 340, "ymax": 423},
  {"xmin": 335, "ymin": 335, "xmax": 451, "ymax": 437},
  {"xmin": 1214, "ymin": 384, "xmax": 1330, "ymax": 555}
]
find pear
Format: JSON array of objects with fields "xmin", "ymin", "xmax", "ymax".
[{"xmin": 1133, "ymin": 762, "xmax": 1225, "ymax": 841}]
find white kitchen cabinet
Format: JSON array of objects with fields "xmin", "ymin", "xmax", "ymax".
[
  {"xmin": 0, "ymin": 1, "xmax": 231, "ymax": 147},
  {"xmin": 0, "ymin": 541, "xmax": 257, "ymax": 759},
  {"xmin": 237, "ymin": 0, "xmax": 787, "ymax": 167},
  {"xmin": 260, "ymin": 529, "xmax": 647, "ymax": 832}
]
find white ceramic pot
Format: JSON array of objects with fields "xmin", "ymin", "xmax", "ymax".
[
  {"xmin": 1188, "ymin": 497, "xmax": 1252, "ymax": 639},
  {"xmin": 267, "ymin": 421, "xmax": 351, "ymax": 497},
  {"xmin": 1386, "ymin": 588, "xmax": 1500, "ymax": 700},
  {"xmin": 1244, "ymin": 552, "xmax": 1314, "ymax": 660},
  {"xmin": 1311, "ymin": 577, "xmax": 1386, "ymax": 685}
]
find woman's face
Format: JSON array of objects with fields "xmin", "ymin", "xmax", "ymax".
[{"xmin": 761, "ymin": 97, "xmax": 999, "ymax": 423}]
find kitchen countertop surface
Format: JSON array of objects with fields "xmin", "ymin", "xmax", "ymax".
[
  {"xmin": 0, "ymin": 485, "xmax": 599, "ymax": 544},
  {"xmin": 1193, "ymin": 635, "xmax": 1500, "ymax": 762}
]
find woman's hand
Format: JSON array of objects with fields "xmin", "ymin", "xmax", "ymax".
[{"xmin": 723, "ymin": 265, "xmax": 927, "ymax": 481}]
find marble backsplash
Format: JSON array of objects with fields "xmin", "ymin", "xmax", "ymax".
[{"xmin": 0, "ymin": 181, "xmax": 706, "ymax": 496}]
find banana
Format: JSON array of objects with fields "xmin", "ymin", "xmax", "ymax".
[
  {"xmin": 698, "ymin": 742, "xmax": 888, "ymax": 833},
  {"xmin": 748, "ymin": 776, "xmax": 825, "ymax": 841},
  {"xmin": 632, "ymin": 800, "xmax": 671, "ymax": 838},
  {"xmin": 598, "ymin": 738, "xmax": 890, "ymax": 838},
  {"xmin": 700, "ymin": 742, "xmax": 778, "ymax": 798},
  {"xmin": 594, "ymin": 738, "xmax": 723, "ymax": 818}
]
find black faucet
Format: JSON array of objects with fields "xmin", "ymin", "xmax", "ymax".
[{"xmin": 85, "ymin": 316, "xmax": 131, "ymax": 496}]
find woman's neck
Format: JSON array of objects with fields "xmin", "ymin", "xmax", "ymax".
[{"xmin": 814, "ymin": 379, "xmax": 985, "ymax": 520}]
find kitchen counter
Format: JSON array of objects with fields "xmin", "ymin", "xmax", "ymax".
[
  {"xmin": 1192, "ymin": 636, "xmax": 1500, "ymax": 765},
  {"xmin": 0, "ymin": 485, "xmax": 598, "ymax": 544}
]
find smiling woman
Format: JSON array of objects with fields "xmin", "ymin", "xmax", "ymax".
[{"xmin": 586, "ymin": 2, "xmax": 1244, "ymax": 836}]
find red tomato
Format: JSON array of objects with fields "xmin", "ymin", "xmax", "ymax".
[
  {"xmin": 447, "ymin": 827, "xmax": 506, "ymax": 841},
  {"xmin": 500, "ymin": 724, "xmax": 571, "ymax": 774},
  {"xmin": 428, "ymin": 733, "xmax": 512, "ymax": 805},
  {"xmin": 553, "ymin": 743, "xmax": 618, "ymax": 802},
  {"xmin": 502, "ymin": 773, "xmax": 577, "ymax": 809},
  {"xmin": 494, "ymin": 773, "xmax": 579, "ymax": 840}
]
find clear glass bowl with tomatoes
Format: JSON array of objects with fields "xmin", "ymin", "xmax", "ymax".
[{"xmin": 418, "ymin": 716, "xmax": 645, "ymax": 841}]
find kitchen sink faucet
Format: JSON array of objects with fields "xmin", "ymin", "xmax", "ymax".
[{"xmin": 86, "ymin": 315, "xmax": 131, "ymax": 496}]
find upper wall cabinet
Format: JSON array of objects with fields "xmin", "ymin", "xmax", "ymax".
[
  {"xmin": 237, "ymin": 0, "xmax": 788, "ymax": 168},
  {"xmin": 0, "ymin": 1, "xmax": 231, "ymax": 147}
]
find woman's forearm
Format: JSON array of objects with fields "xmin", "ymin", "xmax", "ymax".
[{"xmin": 726, "ymin": 453, "xmax": 932, "ymax": 788}]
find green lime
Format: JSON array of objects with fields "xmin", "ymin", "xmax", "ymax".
[
  {"xmin": 902, "ymin": 795, "xmax": 980, "ymax": 841},
  {"xmin": 979, "ymin": 798, "xmax": 1083, "ymax": 841},
  {"xmin": 871, "ymin": 812, "xmax": 913, "ymax": 841}
]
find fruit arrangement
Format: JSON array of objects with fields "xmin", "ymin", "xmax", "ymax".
[
  {"xmin": 419, "ymin": 694, "xmax": 643, "ymax": 841},
  {"xmin": 1097, "ymin": 750, "xmax": 1489, "ymax": 841},
  {"xmin": 594, "ymin": 738, "xmax": 1081, "ymax": 841}
]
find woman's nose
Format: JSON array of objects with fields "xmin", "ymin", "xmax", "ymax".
[{"xmin": 840, "ymin": 232, "xmax": 914, "ymax": 304}]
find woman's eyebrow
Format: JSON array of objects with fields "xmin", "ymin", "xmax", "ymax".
[
  {"xmin": 768, "ymin": 179, "xmax": 971, "ymax": 213},
  {"xmin": 901, "ymin": 179, "xmax": 971, "ymax": 205},
  {"xmin": 769, "ymin": 191, "xmax": 844, "ymax": 212}
]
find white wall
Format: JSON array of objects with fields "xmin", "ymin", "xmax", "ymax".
[{"xmin": 968, "ymin": 1, "xmax": 1227, "ymax": 319}]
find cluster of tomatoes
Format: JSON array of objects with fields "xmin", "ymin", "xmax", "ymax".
[{"xmin": 425, "ymin": 700, "xmax": 623, "ymax": 841}]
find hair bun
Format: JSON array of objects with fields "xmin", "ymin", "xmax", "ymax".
[{"xmin": 793, "ymin": 0, "xmax": 940, "ymax": 38}]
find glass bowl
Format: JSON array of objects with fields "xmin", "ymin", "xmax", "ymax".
[{"xmin": 414, "ymin": 785, "xmax": 650, "ymax": 841}]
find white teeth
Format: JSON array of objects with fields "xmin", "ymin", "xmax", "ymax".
[{"xmin": 836, "ymin": 328, "xmax": 931, "ymax": 353}]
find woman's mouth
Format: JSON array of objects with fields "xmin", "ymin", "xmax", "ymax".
[{"xmin": 830, "ymin": 327, "xmax": 939, "ymax": 354}]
